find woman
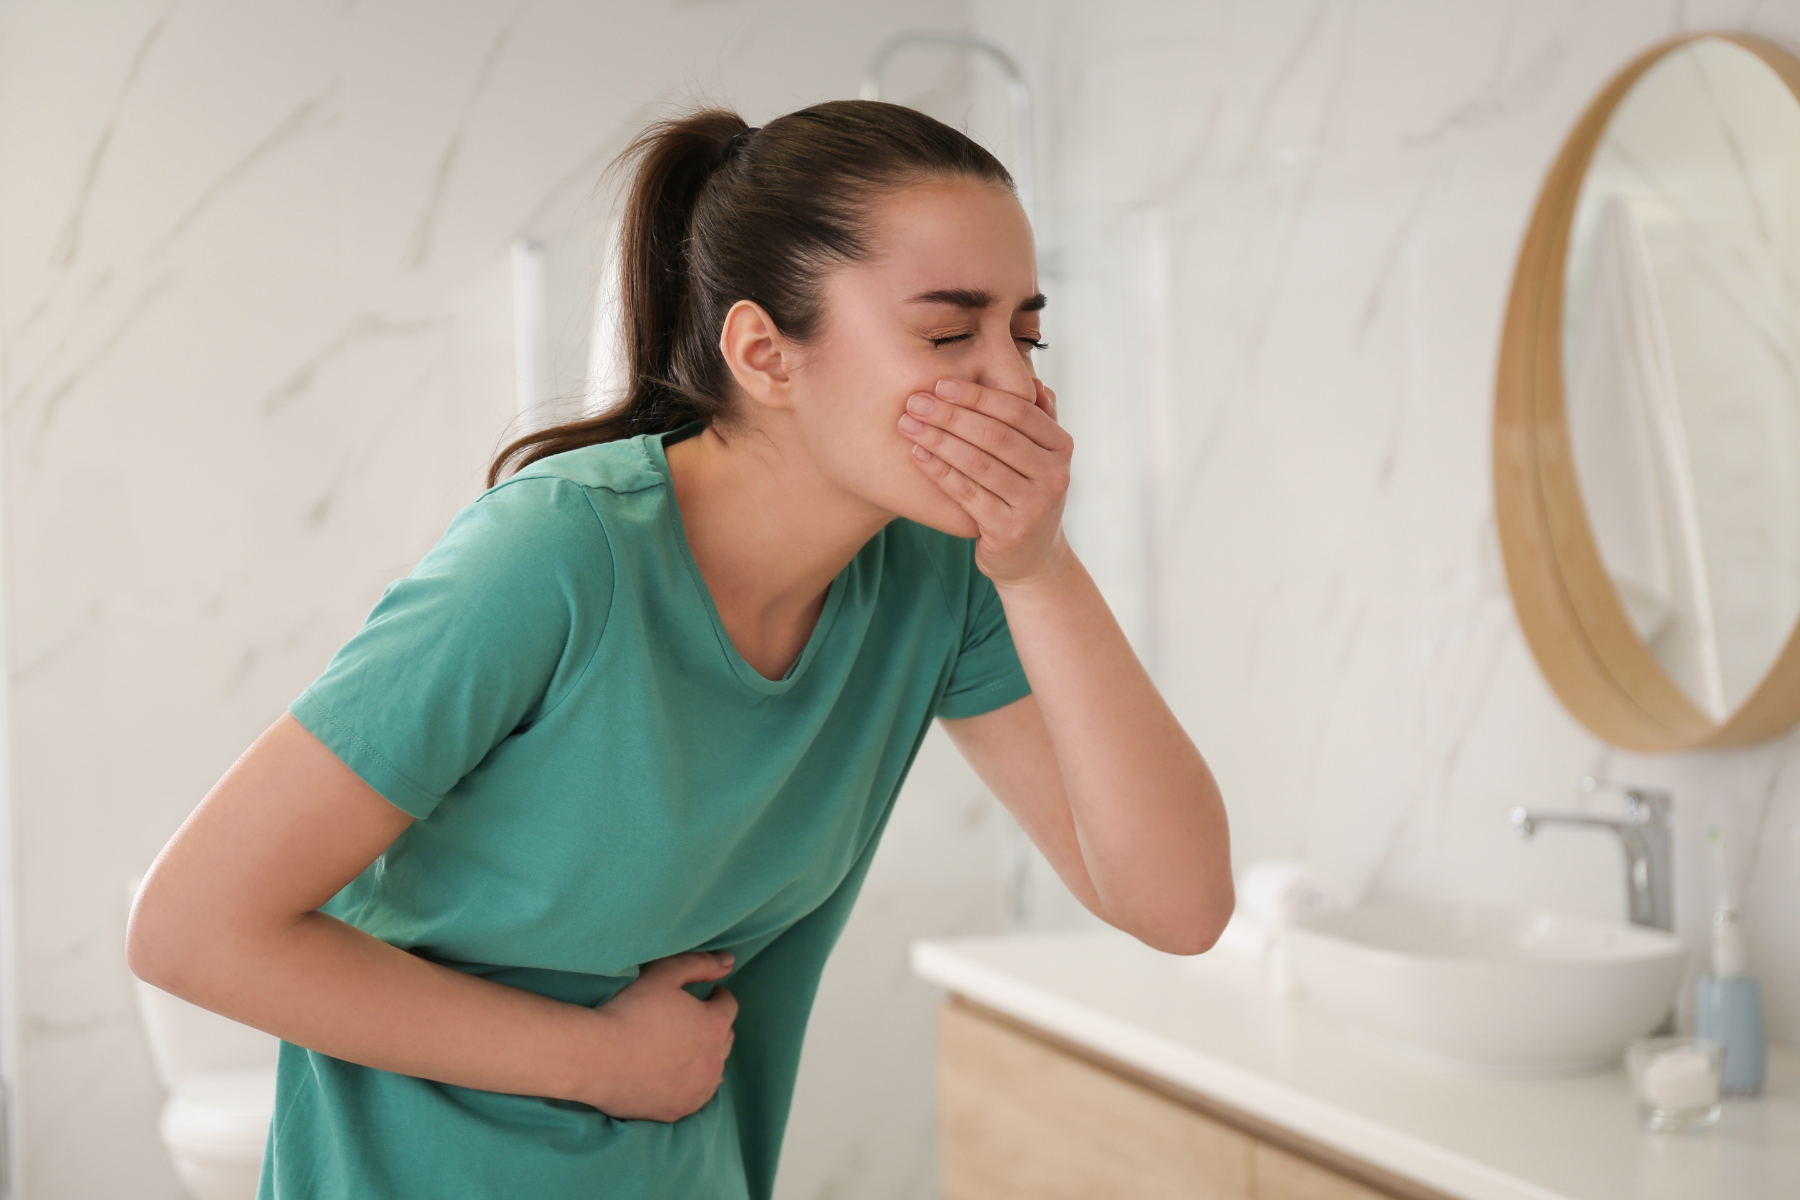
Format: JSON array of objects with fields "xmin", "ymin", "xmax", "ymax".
[{"xmin": 128, "ymin": 100, "xmax": 1231, "ymax": 1199}]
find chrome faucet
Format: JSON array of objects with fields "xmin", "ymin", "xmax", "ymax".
[{"xmin": 1508, "ymin": 778, "xmax": 1675, "ymax": 932}]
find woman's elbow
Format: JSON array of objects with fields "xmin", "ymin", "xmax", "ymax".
[
  {"xmin": 1137, "ymin": 914, "xmax": 1227, "ymax": 957},
  {"xmin": 126, "ymin": 902, "xmax": 175, "ymax": 991},
  {"xmin": 1123, "ymin": 881, "xmax": 1234, "ymax": 957},
  {"xmin": 126, "ymin": 885, "xmax": 205, "ymax": 995}
]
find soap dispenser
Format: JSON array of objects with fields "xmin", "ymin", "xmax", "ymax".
[{"xmin": 1694, "ymin": 826, "xmax": 1765, "ymax": 1096}]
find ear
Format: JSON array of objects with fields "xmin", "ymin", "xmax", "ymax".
[{"xmin": 719, "ymin": 299, "xmax": 795, "ymax": 412}]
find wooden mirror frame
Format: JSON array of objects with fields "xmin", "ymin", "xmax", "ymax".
[{"xmin": 1495, "ymin": 32, "xmax": 1800, "ymax": 752}]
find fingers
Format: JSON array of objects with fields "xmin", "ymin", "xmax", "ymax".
[
  {"xmin": 706, "ymin": 984, "xmax": 739, "ymax": 1023},
  {"xmin": 908, "ymin": 440, "xmax": 1014, "ymax": 529},
  {"xmin": 902, "ymin": 409, "xmax": 1031, "ymax": 507},
  {"xmin": 900, "ymin": 374, "xmax": 1074, "ymax": 582},
  {"xmin": 587, "ymin": 951, "xmax": 739, "ymax": 1122},
  {"xmin": 642, "ymin": 950, "xmax": 734, "ymax": 986},
  {"xmin": 935, "ymin": 378, "xmax": 1066, "ymax": 451},
  {"xmin": 902, "ymin": 380, "xmax": 1066, "ymax": 471},
  {"xmin": 897, "ymin": 379, "xmax": 1072, "ymax": 505},
  {"xmin": 900, "ymin": 391, "xmax": 1032, "ymax": 503}
]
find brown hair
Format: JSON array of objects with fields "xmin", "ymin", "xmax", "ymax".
[{"xmin": 488, "ymin": 100, "xmax": 1014, "ymax": 485}]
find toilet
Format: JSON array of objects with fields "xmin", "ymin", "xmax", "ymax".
[{"xmin": 129, "ymin": 878, "xmax": 280, "ymax": 1200}]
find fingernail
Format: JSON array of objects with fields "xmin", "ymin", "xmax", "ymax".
[
  {"xmin": 912, "ymin": 444, "xmax": 932, "ymax": 461},
  {"xmin": 906, "ymin": 393, "xmax": 934, "ymax": 415},
  {"xmin": 898, "ymin": 413, "xmax": 923, "ymax": 433},
  {"xmin": 719, "ymin": 952, "xmax": 734, "ymax": 969},
  {"xmin": 935, "ymin": 379, "xmax": 961, "ymax": 399}
]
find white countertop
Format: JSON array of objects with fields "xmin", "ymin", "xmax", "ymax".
[{"xmin": 911, "ymin": 929, "xmax": 1798, "ymax": 1200}]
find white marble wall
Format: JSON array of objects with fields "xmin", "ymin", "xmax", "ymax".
[
  {"xmin": 0, "ymin": 4, "xmax": 1017, "ymax": 1198},
  {"xmin": 972, "ymin": 0, "xmax": 1800, "ymax": 1051}
]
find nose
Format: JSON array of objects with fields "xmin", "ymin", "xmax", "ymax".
[{"xmin": 969, "ymin": 328, "xmax": 1037, "ymax": 401}]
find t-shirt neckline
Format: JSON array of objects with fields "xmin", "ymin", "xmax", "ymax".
[{"xmin": 646, "ymin": 423, "xmax": 852, "ymax": 694}]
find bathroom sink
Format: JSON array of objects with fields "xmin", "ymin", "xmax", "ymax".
[{"xmin": 1285, "ymin": 902, "xmax": 1684, "ymax": 1073}]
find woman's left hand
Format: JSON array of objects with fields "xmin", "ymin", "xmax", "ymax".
[{"xmin": 898, "ymin": 376, "xmax": 1074, "ymax": 586}]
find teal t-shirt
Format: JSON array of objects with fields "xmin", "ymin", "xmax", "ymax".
[{"xmin": 260, "ymin": 425, "xmax": 1031, "ymax": 1199}]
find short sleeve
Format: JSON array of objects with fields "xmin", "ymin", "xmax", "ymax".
[
  {"xmin": 289, "ymin": 476, "xmax": 614, "ymax": 818},
  {"xmin": 935, "ymin": 551, "xmax": 1033, "ymax": 720}
]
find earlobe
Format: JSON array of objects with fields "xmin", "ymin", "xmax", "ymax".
[{"xmin": 719, "ymin": 300, "xmax": 795, "ymax": 412}]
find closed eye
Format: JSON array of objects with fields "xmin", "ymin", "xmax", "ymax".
[{"xmin": 927, "ymin": 333, "xmax": 1049, "ymax": 352}]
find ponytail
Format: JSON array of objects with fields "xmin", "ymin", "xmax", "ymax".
[{"xmin": 488, "ymin": 100, "xmax": 1013, "ymax": 485}]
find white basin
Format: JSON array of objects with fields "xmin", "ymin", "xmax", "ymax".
[{"xmin": 1285, "ymin": 902, "xmax": 1685, "ymax": 1073}]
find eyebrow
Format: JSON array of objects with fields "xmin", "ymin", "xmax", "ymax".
[{"xmin": 907, "ymin": 287, "xmax": 1048, "ymax": 313}]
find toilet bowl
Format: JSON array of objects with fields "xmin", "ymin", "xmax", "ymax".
[
  {"xmin": 159, "ymin": 1064, "xmax": 278, "ymax": 1199},
  {"xmin": 129, "ymin": 876, "xmax": 280, "ymax": 1200}
]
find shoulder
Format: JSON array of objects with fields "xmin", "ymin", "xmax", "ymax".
[
  {"xmin": 505, "ymin": 436, "xmax": 666, "ymax": 499},
  {"xmin": 457, "ymin": 436, "xmax": 670, "ymax": 555},
  {"xmin": 413, "ymin": 448, "xmax": 661, "ymax": 596}
]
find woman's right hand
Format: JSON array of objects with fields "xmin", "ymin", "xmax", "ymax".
[{"xmin": 580, "ymin": 951, "xmax": 740, "ymax": 1122}]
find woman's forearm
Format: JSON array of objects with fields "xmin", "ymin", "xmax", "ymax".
[
  {"xmin": 887, "ymin": 372, "xmax": 1230, "ymax": 948},
  {"xmin": 127, "ymin": 714, "xmax": 608, "ymax": 1104},
  {"xmin": 994, "ymin": 543, "xmax": 1232, "ymax": 953},
  {"xmin": 132, "ymin": 901, "xmax": 601, "ymax": 1103}
]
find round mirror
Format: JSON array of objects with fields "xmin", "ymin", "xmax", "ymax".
[{"xmin": 1497, "ymin": 34, "xmax": 1800, "ymax": 751}]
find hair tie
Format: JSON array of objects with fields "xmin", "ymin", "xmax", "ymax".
[{"xmin": 720, "ymin": 127, "xmax": 760, "ymax": 165}]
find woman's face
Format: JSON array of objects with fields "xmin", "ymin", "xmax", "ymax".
[{"xmin": 783, "ymin": 177, "xmax": 1044, "ymax": 539}]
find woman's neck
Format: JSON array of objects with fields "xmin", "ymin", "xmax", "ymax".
[{"xmin": 664, "ymin": 418, "xmax": 891, "ymax": 680}]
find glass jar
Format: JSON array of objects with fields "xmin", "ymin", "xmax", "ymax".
[{"xmin": 1627, "ymin": 1036, "xmax": 1724, "ymax": 1132}]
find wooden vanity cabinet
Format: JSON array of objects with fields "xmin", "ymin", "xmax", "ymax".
[{"xmin": 938, "ymin": 1000, "xmax": 1438, "ymax": 1200}]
